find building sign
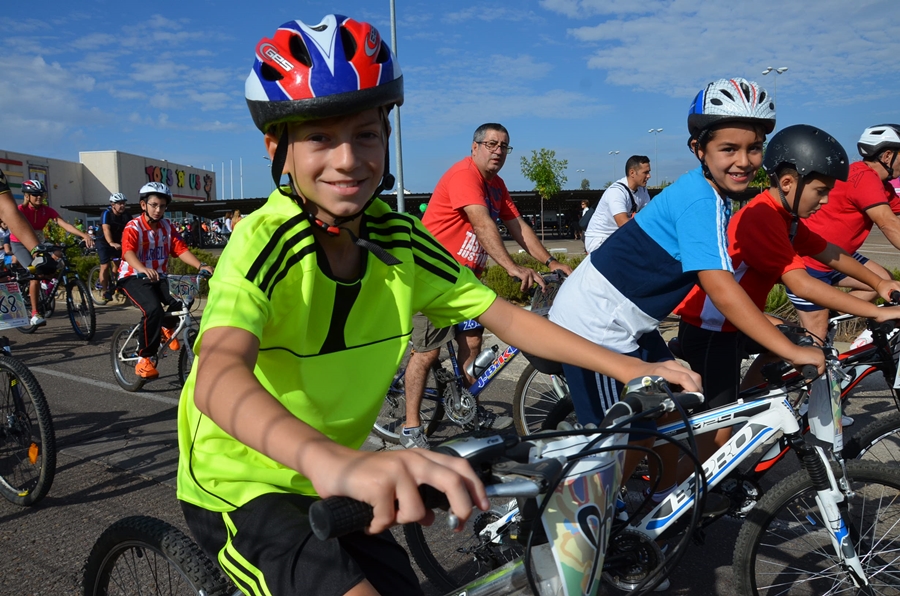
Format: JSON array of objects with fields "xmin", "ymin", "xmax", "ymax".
[{"xmin": 145, "ymin": 165, "xmax": 214, "ymax": 201}]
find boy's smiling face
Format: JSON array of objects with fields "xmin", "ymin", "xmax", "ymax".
[
  {"xmin": 697, "ymin": 123, "xmax": 764, "ymax": 195},
  {"xmin": 269, "ymin": 108, "xmax": 386, "ymax": 223}
]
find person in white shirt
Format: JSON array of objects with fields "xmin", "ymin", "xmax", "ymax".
[{"xmin": 584, "ymin": 155, "xmax": 652, "ymax": 252}]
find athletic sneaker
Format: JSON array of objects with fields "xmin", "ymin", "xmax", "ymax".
[
  {"xmin": 477, "ymin": 405, "xmax": 513, "ymax": 430},
  {"xmin": 160, "ymin": 326, "xmax": 180, "ymax": 351},
  {"xmin": 102, "ymin": 291, "xmax": 113, "ymax": 304},
  {"xmin": 400, "ymin": 425, "xmax": 430, "ymax": 449},
  {"xmin": 29, "ymin": 314, "xmax": 46, "ymax": 327},
  {"xmin": 135, "ymin": 357, "xmax": 159, "ymax": 379}
]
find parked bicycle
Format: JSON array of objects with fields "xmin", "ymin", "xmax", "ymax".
[
  {"xmin": 81, "ymin": 377, "xmax": 707, "ymax": 596},
  {"xmin": 109, "ymin": 271, "xmax": 211, "ymax": 392},
  {"xmin": 17, "ymin": 244, "xmax": 96, "ymax": 340},
  {"xmin": 399, "ymin": 334, "xmax": 900, "ymax": 595},
  {"xmin": 373, "ymin": 272, "xmax": 564, "ymax": 443},
  {"xmin": 0, "ymin": 273, "xmax": 56, "ymax": 507}
]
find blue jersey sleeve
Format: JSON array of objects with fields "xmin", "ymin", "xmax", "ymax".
[{"xmin": 674, "ymin": 194, "xmax": 732, "ymax": 273}]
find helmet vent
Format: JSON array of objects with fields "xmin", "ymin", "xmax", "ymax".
[
  {"xmin": 740, "ymin": 81, "xmax": 751, "ymax": 101},
  {"xmin": 340, "ymin": 26, "xmax": 357, "ymax": 59},
  {"xmin": 720, "ymin": 89, "xmax": 735, "ymax": 101},
  {"xmin": 710, "ymin": 98, "xmax": 723, "ymax": 106},
  {"xmin": 310, "ymin": 24, "xmax": 328, "ymax": 32},
  {"xmin": 758, "ymin": 90, "xmax": 767, "ymax": 103},
  {"xmin": 376, "ymin": 41, "xmax": 390, "ymax": 64},
  {"xmin": 260, "ymin": 62, "xmax": 283, "ymax": 81},
  {"xmin": 289, "ymin": 35, "xmax": 312, "ymax": 67}
]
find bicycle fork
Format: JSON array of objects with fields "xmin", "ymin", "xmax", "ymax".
[{"xmin": 790, "ymin": 434, "xmax": 871, "ymax": 590}]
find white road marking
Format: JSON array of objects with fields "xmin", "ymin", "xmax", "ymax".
[{"xmin": 30, "ymin": 366, "xmax": 180, "ymax": 406}]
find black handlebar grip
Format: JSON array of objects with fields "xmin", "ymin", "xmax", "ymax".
[
  {"xmin": 674, "ymin": 392, "xmax": 704, "ymax": 410},
  {"xmin": 892, "ymin": 291, "xmax": 900, "ymax": 304},
  {"xmin": 800, "ymin": 365, "xmax": 819, "ymax": 380},
  {"xmin": 309, "ymin": 496, "xmax": 373, "ymax": 540}
]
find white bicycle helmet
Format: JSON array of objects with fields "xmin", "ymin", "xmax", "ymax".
[
  {"xmin": 858, "ymin": 124, "xmax": 900, "ymax": 158},
  {"xmin": 109, "ymin": 192, "xmax": 127, "ymax": 204},
  {"xmin": 687, "ymin": 78, "xmax": 776, "ymax": 142},
  {"xmin": 139, "ymin": 182, "xmax": 172, "ymax": 203}
]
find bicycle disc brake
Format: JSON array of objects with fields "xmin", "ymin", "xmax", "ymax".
[
  {"xmin": 443, "ymin": 384, "xmax": 477, "ymax": 427},
  {"xmin": 602, "ymin": 529, "xmax": 665, "ymax": 591}
]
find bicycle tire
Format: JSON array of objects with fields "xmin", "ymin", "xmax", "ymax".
[
  {"xmin": 111, "ymin": 325, "xmax": 147, "ymax": 392},
  {"xmin": 0, "ymin": 353, "xmax": 56, "ymax": 506},
  {"xmin": 82, "ymin": 515, "xmax": 231, "ymax": 596},
  {"xmin": 177, "ymin": 328, "xmax": 199, "ymax": 387},
  {"xmin": 67, "ymin": 279, "xmax": 96, "ymax": 340},
  {"xmin": 403, "ymin": 496, "xmax": 524, "ymax": 592},
  {"xmin": 512, "ymin": 363, "xmax": 571, "ymax": 435},
  {"xmin": 843, "ymin": 410, "xmax": 900, "ymax": 465},
  {"xmin": 45, "ymin": 284, "xmax": 57, "ymax": 318},
  {"xmin": 87, "ymin": 266, "xmax": 106, "ymax": 306},
  {"xmin": 372, "ymin": 362, "xmax": 445, "ymax": 444},
  {"xmin": 733, "ymin": 459, "xmax": 900, "ymax": 595}
]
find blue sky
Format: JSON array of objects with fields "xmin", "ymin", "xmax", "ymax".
[{"xmin": 2, "ymin": 0, "xmax": 898, "ymax": 201}]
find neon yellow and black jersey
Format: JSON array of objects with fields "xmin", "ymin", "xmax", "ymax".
[{"xmin": 177, "ymin": 189, "xmax": 496, "ymax": 512}]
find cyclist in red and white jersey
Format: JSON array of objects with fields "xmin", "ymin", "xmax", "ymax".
[{"xmin": 119, "ymin": 182, "xmax": 213, "ymax": 379}]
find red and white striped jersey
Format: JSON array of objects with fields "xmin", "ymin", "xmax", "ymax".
[{"xmin": 118, "ymin": 216, "xmax": 189, "ymax": 280}]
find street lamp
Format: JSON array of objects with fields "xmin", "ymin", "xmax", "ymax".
[
  {"xmin": 648, "ymin": 128, "xmax": 663, "ymax": 185},
  {"xmin": 608, "ymin": 151, "xmax": 620, "ymax": 180},
  {"xmin": 761, "ymin": 66, "xmax": 788, "ymax": 106}
]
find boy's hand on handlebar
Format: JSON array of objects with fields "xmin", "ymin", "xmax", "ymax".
[
  {"xmin": 643, "ymin": 360, "xmax": 702, "ymax": 393},
  {"xmin": 787, "ymin": 345, "xmax": 825, "ymax": 376},
  {"xmin": 875, "ymin": 280, "xmax": 900, "ymax": 304},
  {"xmin": 199, "ymin": 265, "xmax": 214, "ymax": 276},
  {"xmin": 139, "ymin": 266, "xmax": 159, "ymax": 282},
  {"xmin": 874, "ymin": 305, "xmax": 900, "ymax": 323},
  {"xmin": 308, "ymin": 446, "xmax": 489, "ymax": 535}
]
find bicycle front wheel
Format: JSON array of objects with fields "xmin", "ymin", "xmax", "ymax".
[
  {"xmin": 372, "ymin": 363, "xmax": 444, "ymax": 444},
  {"xmin": 843, "ymin": 411, "xmax": 900, "ymax": 464},
  {"xmin": 87, "ymin": 266, "xmax": 107, "ymax": 305},
  {"xmin": 0, "ymin": 353, "xmax": 56, "ymax": 506},
  {"xmin": 733, "ymin": 459, "xmax": 900, "ymax": 595},
  {"xmin": 67, "ymin": 280, "xmax": 96, "ymax": 340},
  {"xmin": 82, "ymin": 516, "xmax": 231, "ymax": 596},
  {"xmin": 404, "ymin": 497, "xmax": 524, "ymax": 592},
  {"xmin": 111, "ymin": 325, "xmax": 146, "ymax": 392},
  {"xmin": 512, "ymin": 363, "xmax": 571, "ymax": 435}
]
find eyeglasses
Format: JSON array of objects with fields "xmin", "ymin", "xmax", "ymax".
[{"xmin": 476, "ymin": 141, "xmax": 513, "ymax": 154}]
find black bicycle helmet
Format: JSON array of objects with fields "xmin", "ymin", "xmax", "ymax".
[
  {"xmin": 763, "ymin": 124, "xmax": 849, "ymax": 183},
  {"xmin": 21, "ymin": 179, "xmax": 46, "ymax": 195}
]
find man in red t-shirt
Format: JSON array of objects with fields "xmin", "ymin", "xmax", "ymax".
[
  {"xmin": 401, "ymin": 123, "xmax": 572, "ymax": 447},
  {"xmin": 786, "ymin": 124, "xmax": 900, "ymax": 342}
]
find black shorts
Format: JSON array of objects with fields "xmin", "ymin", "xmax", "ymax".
[
  {"xmin": 677, "ymin": 321, "xmax": 763, "ymax": 411},
  {"xmin": 97, "ymin": 244, "xmax": 121, "ymax": 265},
  {"xmin": 181, "ymin": 493, "xmax": 422, "ymax": 596}
]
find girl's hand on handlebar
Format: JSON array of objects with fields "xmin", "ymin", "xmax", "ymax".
[
  {"xmin": 787, "ymin": 345, "xmax": 825, "ymax": 377},
  {"xmin": 643, "ymin": 360, "xmax": 702, "ymax": 393},
  {"xmin": 308, "ymin": 446, "xmax": 489, "ymax": 535}
]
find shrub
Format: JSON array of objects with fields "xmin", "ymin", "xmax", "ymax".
[{"xmin": 482, "ymin": 252, "xmax": 584, "ymax": 303}]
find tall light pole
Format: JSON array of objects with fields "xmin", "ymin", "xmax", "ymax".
[
  {"xmin": 761, "ymin": 66, "xmax": 788, "ymax": 106},
  {"xmin": 648, "ymin": 128, "xmax": 662, "ymax": 186},
  {"xmin": 608, "ymin": 151, "xmax": 620, "ymax": 180},
  {"xmin": 389, "ymin": 0, "xmax": 406, "ymax": 212}
]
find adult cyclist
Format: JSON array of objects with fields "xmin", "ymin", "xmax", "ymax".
[
  {"xmin": 118, "ymin": 182, "xmax": 212, "ymax": 379},
  {"xmin": 96, "ymin": 193, "xmax": 132, "ymax": 303},
  {"xmin": 10, "ymin": 179, "xmax": 94, "ymax": 326}
]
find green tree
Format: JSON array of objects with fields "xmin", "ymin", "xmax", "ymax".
[
  {"xmin": 520, "ymin": 149, "xmax": 567, "ymax": 240},
  {"xmin": 580, "ymin": 178, "xmax": 590, "ymax": 190}
]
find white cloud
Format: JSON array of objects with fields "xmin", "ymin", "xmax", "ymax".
[
  {"xmin": 544, "ymin": 0, "xmax": 899, "ymax": 105},
  {"xmin": 444, "ymin": 6, "xmax": 542, "ymax": 24}
]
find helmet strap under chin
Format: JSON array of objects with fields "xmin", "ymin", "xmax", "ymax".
[
  {"xmin": 775, "ymin": 182, "xmax": 803, "ymax": 243},
  {"xmin": 877, "ymin": 150, "xmax": 899, "ymax": 181}
]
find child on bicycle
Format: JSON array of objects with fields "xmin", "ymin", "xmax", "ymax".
[
  {"xmin": 175, "ymin": 14, "xmax": 700, "ymax": 596},
  {"xmin": 675, "ymin": 124, "xmax": 900, "ymax": 462},
  {"xmin": 549, "ymin": 78, "xmax": 824, "ymax": 511},
  {"xmin": 10, "ymin": 179, "xmax": 94, "ymax": 326},
  {"xmin": 119, "ymin": 182, "xmax": 212, "ymax": 379}
]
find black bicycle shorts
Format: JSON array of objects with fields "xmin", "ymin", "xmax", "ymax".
[
  {"xmin": 181, "ymin": 493, "xmax": 423, "ymax": 596},
  {"xmin": 97, "ymin": 244, "xmax": 121, "ymax": 265}
]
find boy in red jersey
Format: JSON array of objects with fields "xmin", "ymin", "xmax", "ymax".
[
  {"xmin": 675, "ymin": 125, "xmax": 900, "ymax": 460},
  {"xmin": 119, "ymin": 182, "xmax": 213, "ymax": 378},
  {"xmin": 786, "ymin": 124, "xmax": 900, "ymax": 342}
]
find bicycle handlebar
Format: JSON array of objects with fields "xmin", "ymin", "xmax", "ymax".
[{"xmin": 308, "ymin": 381, "xmax": 701, "ymax": 541}]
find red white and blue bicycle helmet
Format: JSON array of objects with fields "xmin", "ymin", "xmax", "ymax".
[
  {"xmin": 687, "ymin": 78, "xmax": 776, "ymax": 143},
  {"xmin": 21, "ymin": 179, "xmax": 46, "ymax": 195},
  {"xmin": 245, "ymin": 14, "xmax": 404, "ymax": 264}
]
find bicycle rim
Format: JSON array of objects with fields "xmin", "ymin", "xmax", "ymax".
[
  {"xmin": 67, "ymin": 280, "xmax": 96, "ymax": 340},
  {"xmin": 87, "ymin": 266, "xmax": 106, "ymax": 305},
  {"xmin": 110, "ymin": 325, "xmax": 146, "ymax": 392},
  {"xmin": 0, "ymin": 354, "xmax": 56, "ymax": 506},
  {"xmin": 404, "ymin": 497, "xmax": 524, "ymax": 592},
  {"xmin": 845, "ymin": 411, "xmax": 900, "ymax": 465},
  {"xmin": 372, "ymin": 363, "xmax": 444, "ymax": 444},
  {"xmin": 513, "ymin": 364, "xmax": 570, "ymax": 435},
  {"xmin": 734, "ymin": 460, "xmax": 900, "ymax": 595}
]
